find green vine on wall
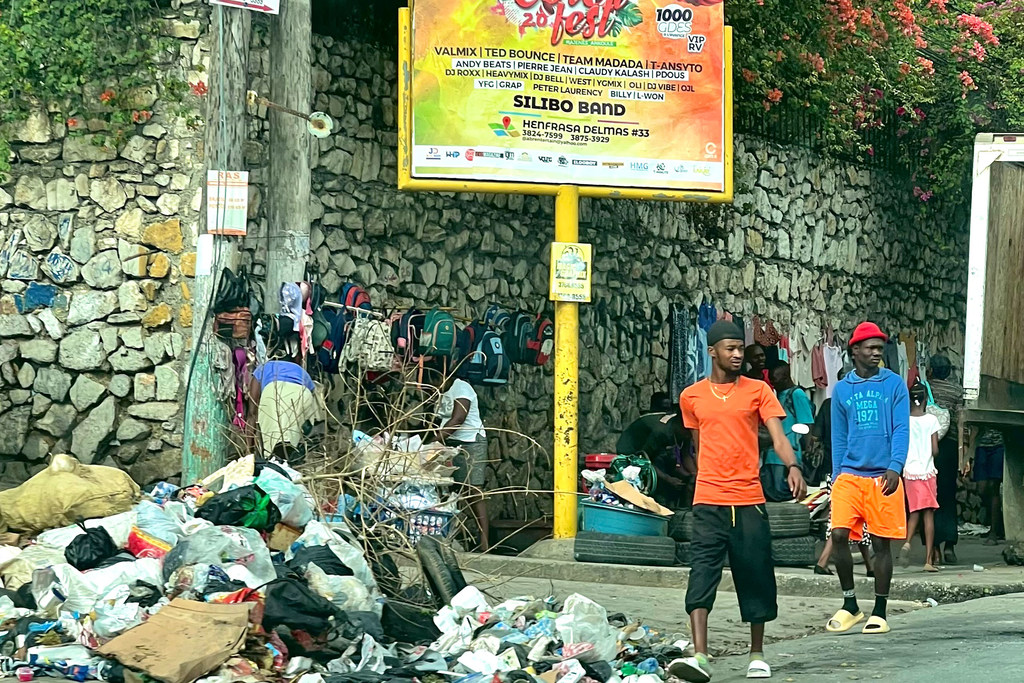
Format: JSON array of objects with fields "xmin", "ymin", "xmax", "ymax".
[{"xmin": 0, "ymin": 0, "xmax": 193, "ymax": 175}]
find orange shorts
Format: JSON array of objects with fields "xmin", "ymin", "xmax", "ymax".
[{"xmin": 831, "ymin": 472, "xmax": 907, "ymax": 540}]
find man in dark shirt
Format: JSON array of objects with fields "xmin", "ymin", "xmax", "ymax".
[
  {"xmin": 616, "ymin": 392, "xmax": 694, "ymax": 508},
  {"xmin": 926, "ymin": 354, "xmax": 963, "ymax": 564}
]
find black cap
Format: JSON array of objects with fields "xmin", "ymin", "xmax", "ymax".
[{"xmin": 707, "ymin": 320, "xmax": 744, "ymax": 347}]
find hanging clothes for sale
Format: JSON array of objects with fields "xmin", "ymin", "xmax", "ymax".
[
  {"xmin": 698, "ymin": 302, "xmax": 717, "ymax": 331},
  {"xmin": 696, "ymin": 301, "xmax": 717, "ymax": 378},
  {"xmin": 732, "ymin": 314, "xmax": 745, "ymax": 338},
  {"xmin": 744, "ymin": 318, "xmax": 755, "ymax": 347},
  {"xmin": 823, "ymin": 327, "xmax": 845, "ymax": 399},
  {"xmin": 694, "ymin": 324, "xmax": 710, "ymax": 379},
  {"xmin": 901, "ymin": 332, "xmax": 918, "ymax": 372},
  {"xmin": 669, "ymin": 304, "xmax": 692, "ymax": 400},
  {"xmin": 778, "ymin": 335, "xmax": 791, "ymax": 363},
  {"xmin": 812, "ymin": 341, "xmax": 827, "ymax": 390},
  {"xmin": 882, "ymin": 336, "xmax": 900, "ymax": 372},
  {"xmin": 896, "ymin": 340, "xmax": 910, "ymax": 382},
  {"xmin": 790, "ymin": 320, "xmax": 816, "ymax": 389}
]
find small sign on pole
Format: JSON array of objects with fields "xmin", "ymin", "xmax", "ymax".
[
  {"xmin": 206, "ymin": 171, "xmax": 249, "ymax": 236},
  {"xmin": 209, "ymin": 0, "xmax": 279, "ymax": 14},
  {"xmin": 549, "ymin": 242, "xmax": 592, "ymax": 303}
]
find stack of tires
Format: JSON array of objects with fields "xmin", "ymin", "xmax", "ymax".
[
  {"xmin": 573, "ymin": 531, "xmax": 677, "ymax": 567},
  {"xmin": 669, "ymin": 503, "xmax": 817, "ymax": 567}
]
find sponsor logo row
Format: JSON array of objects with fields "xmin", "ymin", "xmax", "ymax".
[{"xmin": 424, "ymin": 147, "xmax": 714, "ymax": 176}]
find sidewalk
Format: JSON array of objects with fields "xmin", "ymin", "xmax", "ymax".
[{"xmin": 462, "ymin": 537, "xmax": 1023, "ymax": 604}]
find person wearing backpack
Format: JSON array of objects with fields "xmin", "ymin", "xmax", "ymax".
[
  {"xmin": 429, "ymin": 371, "xmax": 490, "ymax": 551},
  {"xmin": 760, "ymin": 362, "xmax": 815, "ymax": 502}
]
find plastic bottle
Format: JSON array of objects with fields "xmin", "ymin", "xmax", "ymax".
[{"xmin": 637, "ymin": 658, "xmax": 659, "ymax": 675}]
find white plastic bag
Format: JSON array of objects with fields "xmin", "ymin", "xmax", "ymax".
[
  {"xmin": 0, "ymin": 595, "xmax": 30, "ymax": 621},
  {"xmin": 0, "ymin": 545, "xmax": 66, "ymax": 590},
  {"xmin": 92, "ymin": 587, "xmax": 143, "ymax": 638},
  {"xmin": 134, "ymin": 501, "xmax": 188, "ymax": 544},
  {"xmin": 254, "ymin": 469, "xmax": 313, "ymax": 528},
  {"xmin": 0, "ymin": 545, "xmax": 22, "ymax": 571},
  {"xmin": 165, "ymin": 526, "xmax": 275, "ymax": 589},
  {"xmin": 286, "ymin": 521, "xmax": 381, "ymax": 614},
  {"xmin": 36, "ymin": 510, "xmax": 137, "ymax": 550},
  {"xmin": 555, "ymin": 594, "xmax": 621, "ymax": 662},
  {"xmin": 306, "ymin": 563, "xmax": 374, "ymax": 612},
  {"xmin": 326, "ymin": 634, "xmax": 393, "ymax": 675},
  {"xmin": 32, "ymin": 558, "xmax": 162, "ymax": 616}
]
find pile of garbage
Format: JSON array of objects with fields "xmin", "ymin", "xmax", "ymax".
[
  {"xmin": 426, "ymin": 586, "xmax": 689, "ymax": 683},
  {"xmin": 0, "ymin": 453, "xmax": 685, "ymax": 683}
]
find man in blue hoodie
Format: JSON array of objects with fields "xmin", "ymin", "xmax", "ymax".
[{"xmin": 826, "ymin": 322, "xmax": 909, "ymax": 636}]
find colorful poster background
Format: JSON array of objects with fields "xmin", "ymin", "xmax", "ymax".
[{"xmin": 411, "ymin": 0, "xmax": 725, "ymax": 192}]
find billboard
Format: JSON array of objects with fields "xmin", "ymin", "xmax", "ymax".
[{"xmin": 410, "ymin": 0, "xmax": 726, "ymax": 192}]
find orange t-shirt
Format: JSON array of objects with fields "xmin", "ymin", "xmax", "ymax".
[{"xmin": 680, "ymin": 376, "xmax": 786, "ymax": 506}]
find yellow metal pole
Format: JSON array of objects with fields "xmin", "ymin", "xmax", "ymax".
[{"xmin": 553, "ymin": 185, "xmax": 580, "ymax": 539}]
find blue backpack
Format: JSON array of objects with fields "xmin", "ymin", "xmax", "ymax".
[{"xmin": 319, "ymin": 283, "xmax": 372, "ymax": 373}]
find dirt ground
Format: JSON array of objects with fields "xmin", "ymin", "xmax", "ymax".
[{"xmin": 466, "ymin": 571, "xmax": 921, "ymax": 658}]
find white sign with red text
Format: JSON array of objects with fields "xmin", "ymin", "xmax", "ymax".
[{"xmin": 210, "ymin": 0, "xmax": 280, "ymax": 15}]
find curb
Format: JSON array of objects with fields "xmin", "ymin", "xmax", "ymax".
[{"xmin": 461, "ymin": 553, "xmax": 1024, "ymax": 604}]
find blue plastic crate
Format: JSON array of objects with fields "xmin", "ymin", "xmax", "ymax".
[{"xmin": 580, "ymin": 500, "xmax": 668, "ymax": 537}]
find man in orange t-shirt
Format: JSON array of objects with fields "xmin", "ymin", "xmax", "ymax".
[{"xmin": 669, "ymin": 321, "xmax": 806, "ymax": 683}]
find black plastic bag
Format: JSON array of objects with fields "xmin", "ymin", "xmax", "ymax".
[
  {"xmin": 65, "ymin": 524, "xmax": 117, "ymax": 570},
  {"xmin": 288, "ymin": 545, "xmax": 353, "ymax": 577},
  {"xmin": 126, "ymin": 581, "xmax": 162, "ymax": 608},
  {"xmin": 380, "ymin": 600, "xmax": 441, "ymax": 644},
  {"xmin": 263, "ymin": 577, "xmax": 340, "ymax": 635},
  {"xmin": 194, "ymin": 485, "xmax": 281, "ymax": 531}
]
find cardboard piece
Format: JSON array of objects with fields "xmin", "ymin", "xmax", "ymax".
[
  {"xmin": 266, "ymin": 522, "xmax": 302, "ymax": 552},
  {"xmin": 98, "ymin": 599, "xmax": 251, "ymax": 683},
  {"xmin": 606, "ymin": 480, "xmax": 673, "ymax": 517}
]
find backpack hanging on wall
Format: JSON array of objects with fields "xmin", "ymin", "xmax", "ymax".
[
  {"xmin": 459, "ymin": 322, "xmax": 509, "ymax": 386},
  {"xmin": 504, "ymin": 312, "xmax": 536, "ymax": 364},
  {"xmin": 343, "ymin": 316, "xmax": 394, "ymax": 371},
  {"xmin": 528, "ymin": 317, "xmax": 554, "ymax": 366},
  {"xmin": 479, "ymin": 330, "xmax": 510, "ymax": 386},
  {"xmin": 391, "ymin": 309, "xmax": 424, "ymax": 365},
  {"xmin": 455, "ymin": 324, "xmax": 477, "ymax": 363},
  {"xmin": 456, "ymin": 322, "xmax": 486, "ymax": 383},
  {"xmin": 320, "ymin": 283, "xmax": 373, "ymax": 374},
  {"xmin": 484, "ymin": 304, "xmax": 512, "ymax": 332},
  {"xmin": 419, "ymin": 308, "xmax": 458, "ymax": 358},
  {"xmin": 310, "ymin": 283, "xmax": 330, "ymax": 350},
  {"xmin": 341, "ymin": 283, "xmax": 372, "ymax": 311}
]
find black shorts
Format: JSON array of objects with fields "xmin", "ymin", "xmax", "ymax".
[{"xmin": 684, "ymin": 504, "xmax": 778, "ymax": 623}]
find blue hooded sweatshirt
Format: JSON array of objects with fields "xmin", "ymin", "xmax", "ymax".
[{"xmin": 831, "ymin": 367, "xmax": 910, "ymax": 480}]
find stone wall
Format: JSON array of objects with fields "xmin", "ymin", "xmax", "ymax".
[
  {"xmin": 0, "ymin": 7, "xmax": 209, "ymax": 486},
  {"xmin": 238, "ymin": 29, "xmax": 969, "ymax": 520},
  {"xmin": 0, "ymin": 12, "xmax": 976, "ymax": 523}
]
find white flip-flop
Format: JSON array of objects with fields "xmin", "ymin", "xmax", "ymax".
[
  {"xmin": 668, "ymin": 657, "xmax": 712, "ymax": 683},
  {"xmin": 747, "ymin": 658, "xmax": 771, "ymax": 679}
]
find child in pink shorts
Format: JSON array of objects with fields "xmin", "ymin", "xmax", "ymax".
[{"xmin": 900, "ymin": 382, "xmax": 941, "ymax": 572}]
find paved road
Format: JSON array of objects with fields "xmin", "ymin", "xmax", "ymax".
[{"xmin": 711, "ymin": 593, "xmax": 1024, "ymax": 682}]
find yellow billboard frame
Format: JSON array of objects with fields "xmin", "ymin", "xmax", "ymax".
[{"xmin": 397, "ymin": 6, "xmax": 734, "ymax": 539}]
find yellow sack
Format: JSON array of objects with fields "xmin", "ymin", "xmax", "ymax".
[{"xmin": 0, "ymin": 454, "xmax": 141, "ymax": 533}]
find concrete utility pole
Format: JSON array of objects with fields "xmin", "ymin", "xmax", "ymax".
[
  {"xmin": 265, "ymin": 0, "xmax": 312, "ymax": 311},
  {"xmin": 182, "ymin": 5, "xmax": 251, "ymax": 484}
]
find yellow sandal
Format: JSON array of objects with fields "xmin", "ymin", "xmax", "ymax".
[
  {"xmin": 862, "ymin": 615, "xmax": 891, "ymax": 634},
  {"xmin": 826, "ymin": 609, "xmax": 865, "ymax": 633}
]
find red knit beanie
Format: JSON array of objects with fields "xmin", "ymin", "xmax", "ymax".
[{"xmin": 849, "ymin": 321, "xmax": 888, "ymax": 347}]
